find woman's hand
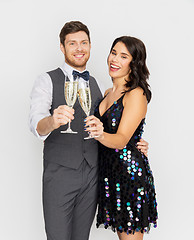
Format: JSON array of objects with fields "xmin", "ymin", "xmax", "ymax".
[
  {"xmin": 84, "ymin": 115, "xmax": 104, "ymax": 140},
  {"xmin": 136, "ymin": 138, "xmax": 149, "ymax": 157}
]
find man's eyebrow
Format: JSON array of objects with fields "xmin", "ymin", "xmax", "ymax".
[{"xmin": 66, "ymin": 39, "xmax": 89, "ymax": 43}]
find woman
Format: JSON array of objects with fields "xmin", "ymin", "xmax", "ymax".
[{"xmin": 85, "ymin": 36, "xmax": 158, "ymax": 240}]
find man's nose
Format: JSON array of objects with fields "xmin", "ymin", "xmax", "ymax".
[{"xmin": 76, "ymin": 43, "xmax": 83, "ymax": 51}]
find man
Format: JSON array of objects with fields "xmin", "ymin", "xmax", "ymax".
[{"xmin": 29, "ymin": 21, "xmax": 148, "ymax": 240}]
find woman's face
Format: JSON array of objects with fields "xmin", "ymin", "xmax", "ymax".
[{"xmin": 108, "ymin": 41, "xmax": 132, "ymax": 80}]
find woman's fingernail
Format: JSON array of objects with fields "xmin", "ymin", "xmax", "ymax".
[{"xmin": 84, "ymin": 119, "xmax": 87, "ymax": 122}]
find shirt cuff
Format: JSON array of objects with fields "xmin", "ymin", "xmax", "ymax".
[{"xmin": 30, "ymin": 114, "xmax": 51, "ymax": 141}]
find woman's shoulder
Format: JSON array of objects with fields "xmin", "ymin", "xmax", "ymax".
[{"xmin": 124, "ymin": 87, "xmax": 147, "ymax": 104}]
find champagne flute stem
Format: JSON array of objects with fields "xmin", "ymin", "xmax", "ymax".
[
  {"xmin": 87, "ymin": 113, "xmax": 92, "ymax": 138},
  {"xmin": 67, "ymin": 106, "xmax": 72, "ymax": 131},
  {"xmin": 67, "ymin": 119, "xmax": 71, "ymax": 130}
]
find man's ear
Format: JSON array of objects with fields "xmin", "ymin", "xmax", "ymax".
[{"xmin": 60, "ymin": 43, "xmax": 65, "ymax": 55}]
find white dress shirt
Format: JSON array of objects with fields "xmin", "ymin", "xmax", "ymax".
[{"xmin": 29, "ymin": 62, "xmax": 104, "ymax": 141}]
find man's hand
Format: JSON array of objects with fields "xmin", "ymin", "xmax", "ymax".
[
  {"xmin": 137, "ymin": 138, "xmax": 149, "ymax": 157},
  {"xmin": 51, "ymin": 105, "xmax": 74, "ymax": 130},
  {"xmin": 37, "ymin": 105, "xmax": 74, "ymax": 136}
]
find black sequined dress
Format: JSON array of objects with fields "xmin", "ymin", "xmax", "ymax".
[{"xmin": 95, "ymin": 94, "xmax": 158, "ymax": 234}]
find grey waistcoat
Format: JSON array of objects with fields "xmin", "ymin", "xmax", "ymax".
[{"xmin": 43, "ymin": 68, "xmax": 103, "ymax": 169}]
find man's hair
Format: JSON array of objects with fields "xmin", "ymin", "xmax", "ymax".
[{"xmin": 59, "ymin": 21, "xmax": 90, "ymax": 46}]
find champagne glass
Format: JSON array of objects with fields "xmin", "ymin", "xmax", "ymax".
[
  {"xmin": 77, "ymin": 80, "xmax": 94, "ymax": 139},
  {"xmin": 61, "ymin": 75, "xmax": 78, "ymax": 134}
]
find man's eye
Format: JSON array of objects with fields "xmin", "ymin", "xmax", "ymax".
[{"xmin": 111, "ymin": 52, "xmax": 116, "ymax": 55}]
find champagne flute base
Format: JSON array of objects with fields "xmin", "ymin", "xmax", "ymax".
[
  {"xmin": 84, "ymin": 134, "xmax": 99, "ymax": 140},
  {"xmin": 61, "ymin": 129, "xmax": 78, "ymax": 134}
]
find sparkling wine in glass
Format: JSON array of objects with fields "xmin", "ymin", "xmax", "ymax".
[
  {"xmin": 78, "ymin": 81, "xmax": 95, "ymax": 139},
  {"xmin": 61, "ymin": 76, "xmax": 78, "ymax": 134}
]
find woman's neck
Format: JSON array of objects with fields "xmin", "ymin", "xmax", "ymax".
[{"xmin": 112, "ymin": 77, "xmax": 128, "ymax": 93}]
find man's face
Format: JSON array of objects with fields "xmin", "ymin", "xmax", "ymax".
[{"xmin": 60, "ymin": 31, "xmax": 91, "ymax": 71}]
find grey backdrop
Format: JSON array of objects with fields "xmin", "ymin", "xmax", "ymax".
[{"xmin": 0, "ymin": 0, "xmax": 194, "ymax": 239}]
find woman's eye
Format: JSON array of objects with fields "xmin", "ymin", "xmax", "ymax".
[{"xmin": 121, "ymin": 56, "xmax": 127, "ymax": 59}]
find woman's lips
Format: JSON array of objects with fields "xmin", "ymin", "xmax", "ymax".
[{"xmin": 110, "ymin": 63, "xmax": 120, "ymax": 72}]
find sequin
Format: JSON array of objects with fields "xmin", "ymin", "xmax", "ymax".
[
  {"xmin": 104, "ymin": 178, "xmax": 110, "ymax": 198},
  {"xmin": 116, "ymin": 182, "xmax": 121, "ymax": 211}
]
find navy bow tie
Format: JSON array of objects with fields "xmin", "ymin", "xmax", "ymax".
[{"xmin": 72, "ymin": 70, "xmax": 90, "ymax": 81}]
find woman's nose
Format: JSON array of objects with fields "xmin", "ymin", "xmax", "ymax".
[{"xmin": 112, "ymin": 54, "xmax": 119, "ymax": 62}]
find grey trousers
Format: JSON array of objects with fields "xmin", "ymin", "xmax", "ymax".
[{"xmin": 43, "ymin": 160, "xmax": 98, "ymax": 240}]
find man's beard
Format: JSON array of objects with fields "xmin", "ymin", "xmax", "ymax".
[
  {"xmin": 65, "ymin": 51, "xmax": 90, "ymax": 69},
  {"xmin": 65, "ymin": 58, "xmax": 87, "ymax": 68}
]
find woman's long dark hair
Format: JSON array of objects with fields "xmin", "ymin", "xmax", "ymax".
[{"xmin": 110, "ymin": 36, "xmax": 152, "ymax": 103}]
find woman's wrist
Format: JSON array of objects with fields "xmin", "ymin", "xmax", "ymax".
[{"xmin": 95, "ymin": 131, "xmax": 105, "ymax": 141}]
